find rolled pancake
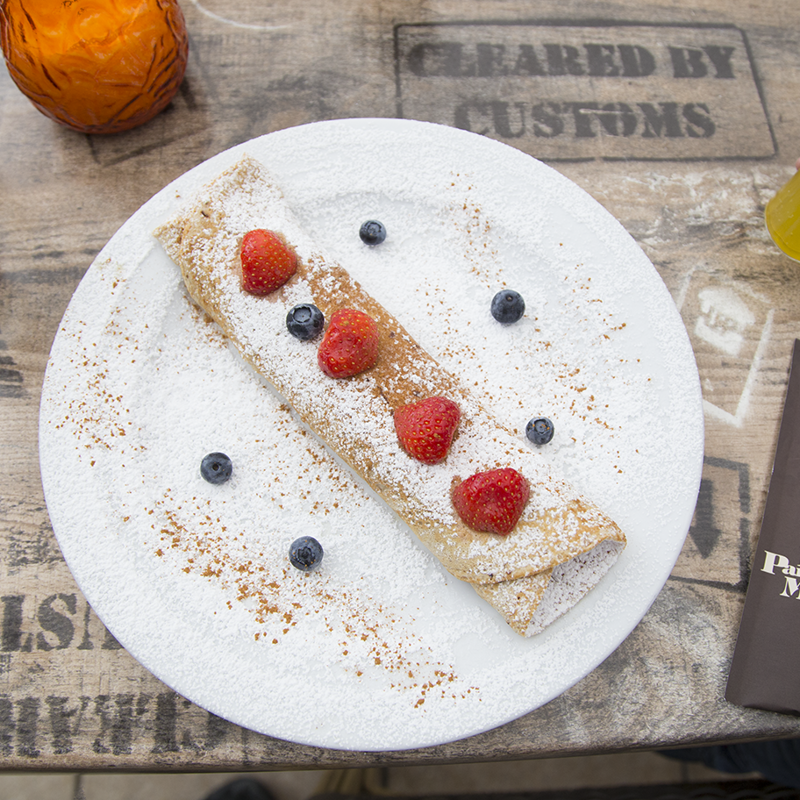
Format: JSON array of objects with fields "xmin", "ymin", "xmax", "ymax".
[{"xmin": 154, "ymin": 155, "xmax": 626, "ymax": 636}]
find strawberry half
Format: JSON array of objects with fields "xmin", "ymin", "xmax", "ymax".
[
  {"xmin": 451, "ymin": 467, "xmax": 530, "ymax": 535},
  {"xmin": 317, "ymin": 308, "xmax": 379, "ymax": 379},
  {"xmin": 240, "ymin": 229, "xmax": 297, "ymax": 295},
  {"xmin": 394, "ymin": 396, "xmax": 460, "ymax": 465}
]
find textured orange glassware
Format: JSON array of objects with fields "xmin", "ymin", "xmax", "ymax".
[{"xmin": 0, "ymin": 0, "xmax": 189, "ymax": 134}]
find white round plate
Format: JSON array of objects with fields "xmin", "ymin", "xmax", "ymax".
[{"xmin": 39, "ymin": 118, "xmax": 703, "ymax": 752}]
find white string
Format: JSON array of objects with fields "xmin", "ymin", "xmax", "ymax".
[{"xmin": 189, "ymin": 0, "xmax": 291, "ymax": 31}]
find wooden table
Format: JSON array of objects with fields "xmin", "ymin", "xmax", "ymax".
[{"xmin": 3, "ymin": 0, "xmax": 800, "ymax": 771}]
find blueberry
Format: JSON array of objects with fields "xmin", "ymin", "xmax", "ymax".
[
  {"xmin": 359, "ymin": 220, "xmax": 386, "ymax": 246},
  {"xmin": 491, "ymin": 290, "xmax": 525, "ymax": 324},
  {"xmin": 286, "ymin": 303, "xmax": 324, "ymax": 340},
  {"xmin": 526, "ymin": 417, "xmax": 554, "ymax": 445},
  {"xmin": 289, "ymin": 536, "xmax": 324, "ymax": 572},
  {"xmin": 201, "ymin": 452, "xmax": 233, "ymax": 484}
]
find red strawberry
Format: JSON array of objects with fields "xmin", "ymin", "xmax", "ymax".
[
  {"xmin": 240, "ymin": 229, "xmax": 297, "ymax": 295},
  {"xmin": 451, "ymin": 467, "xmax": 530, "ymax": 535},
  {"xmin": 394, "ymin": 396, "xmax": 460, "ymax": 465},
  {"xmin": 317, "ymin": 308, "xmax": 379, "ymax": 378}
]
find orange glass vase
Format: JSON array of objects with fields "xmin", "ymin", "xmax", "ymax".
[{"xmin": 0, "ymin": 0, "xmax": 189, "ymax": 134}]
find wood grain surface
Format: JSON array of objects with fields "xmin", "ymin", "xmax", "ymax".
[{"xmin": 2, "ymin": 0, "xmax": 800, "ymax": 770}]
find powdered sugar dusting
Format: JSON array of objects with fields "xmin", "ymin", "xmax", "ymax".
[
  {"xmin": 39, "ymin": 119, "xmax": 703, "ymax": 752},
  {"xmin": 156, "ymin": 156, "xmax": 630, "ymax": 596}
]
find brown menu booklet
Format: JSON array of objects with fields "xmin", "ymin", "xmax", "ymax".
[{"xmin": 726, "ymin": 339, "xmax": 800, "ymax": 714}]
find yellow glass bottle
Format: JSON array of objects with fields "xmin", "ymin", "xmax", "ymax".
[
  {"xmin": 765, "ymin": 168, "xmax": 800, "ymax": 262},
  {"xmin": 0, "ymin": 0, "xmax": 188, "ymax": 134}
]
